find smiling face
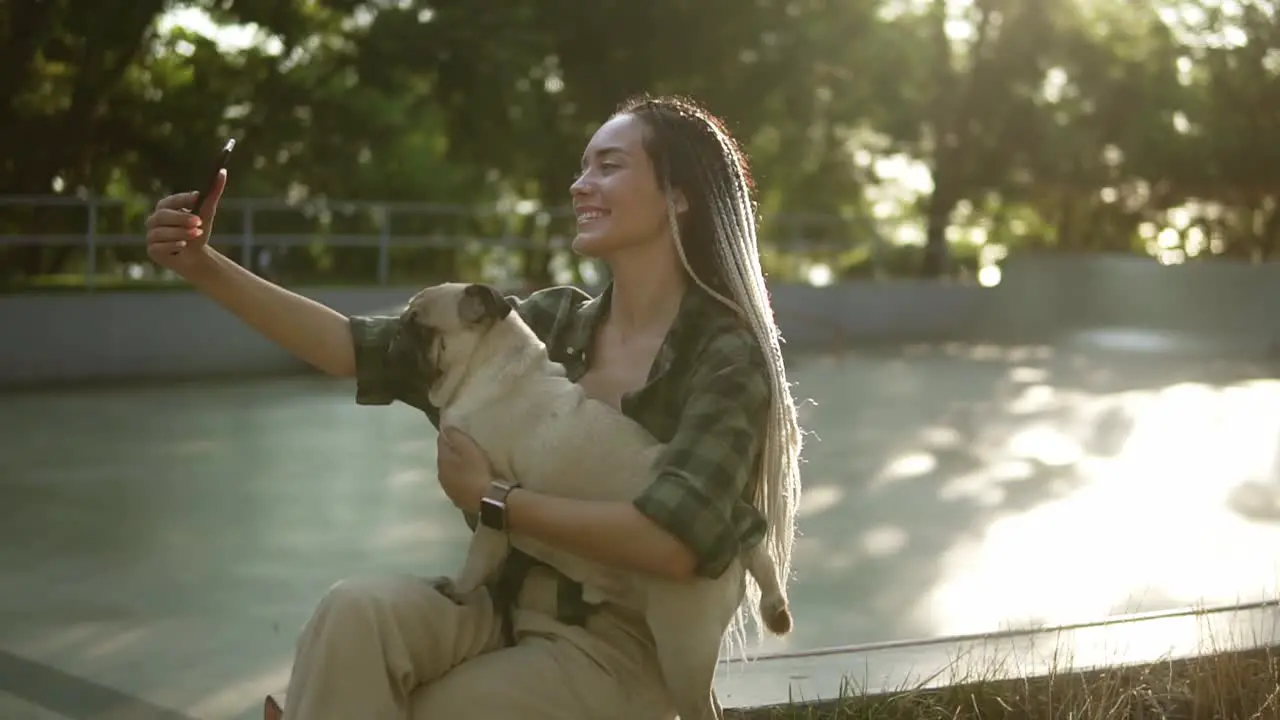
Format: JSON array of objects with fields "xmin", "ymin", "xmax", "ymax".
[{"xmin": 570, "ymin": 113, "xmax": 677, "ymax": 259}]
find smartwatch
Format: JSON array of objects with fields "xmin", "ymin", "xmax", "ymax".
[{"xmin": 479, "ymin": 479, "xmax": 519, "ymax": 532}]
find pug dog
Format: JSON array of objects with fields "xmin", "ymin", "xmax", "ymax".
[{"xmin": 393, "ymin": 282, "xmax": 793, "ymax": 720}]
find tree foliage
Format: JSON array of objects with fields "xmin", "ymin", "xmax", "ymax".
[{"xmin": 3, "ymin": 0, "xmax": 1279, "ymax": 284}]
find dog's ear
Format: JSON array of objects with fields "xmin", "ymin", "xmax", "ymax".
[{"xmin": 458, "ymin": 284, "xmax": 513, "ymax": 325}]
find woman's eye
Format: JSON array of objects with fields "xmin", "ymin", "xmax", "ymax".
[{"xmin": 572, "ymin": 162, "xmax": 620, "ymax": 181}]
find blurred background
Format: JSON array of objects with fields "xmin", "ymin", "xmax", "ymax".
[
  {"xmin": 4, "ymin": 2, "xmax": 1280, "ymax": 718},
  {"xmin": 6, "ymin": 0, "xmax": 1280, "ymax": 290}
]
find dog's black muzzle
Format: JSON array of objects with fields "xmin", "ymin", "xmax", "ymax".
[{"xmin": 388, "ymin": 314, "xmax": 442, "ymax": 390}]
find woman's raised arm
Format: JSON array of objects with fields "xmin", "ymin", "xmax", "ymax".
[{"xmin": 144, "ymin": 172, "xmax": 357, "ymax": 378}]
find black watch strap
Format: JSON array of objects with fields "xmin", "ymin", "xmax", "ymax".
[{"xmin": 479, "ymin": 480, "xmax": 518, "ymax": 531}]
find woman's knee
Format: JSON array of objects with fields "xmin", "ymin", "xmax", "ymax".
[
  {"xmin": 317, "ymin": 573, "xmax": 456, "ymax": 609},
  {"xmin": 301, "ymin": 574, "xmax": 494, "ymax": 653},
  {"xmin": 315, "ymin": 575, "xmax": 390, "ymax": 617},
  {"xmin": 303, "ymin": 575, "xmax": 427, "ymax": 643},
  {"xmin": 408, "ymin": 637, "xmax": 643, "ymax": 720}
]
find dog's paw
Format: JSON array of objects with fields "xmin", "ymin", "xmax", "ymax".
[{"xmin": 427, "ymin": 576, "xmax": 470, "ymax": 606}]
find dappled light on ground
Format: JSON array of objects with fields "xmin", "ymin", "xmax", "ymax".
[
  {"xmin": 186, "ymin": 661, "xmax": 292, "ymax": 720},
  {"xmin": 2, "ymin": 347, "xmax": 1279, "ymax": 716},
  {"xmin": 924, "ymin": 375, "xmax": 1280, "ymax": 641},
  {"xmin": 764, "ymin": 342, "xmax": 1280, "ymax": 657}
]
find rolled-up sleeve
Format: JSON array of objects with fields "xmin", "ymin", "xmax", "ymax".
[
  {"xmin": 632, "ymin": 331, "xmax": 771, "ymax": 579},
  {"xmin": 350, "ymin": 315, "xmax": 406, "ymax": 406}
]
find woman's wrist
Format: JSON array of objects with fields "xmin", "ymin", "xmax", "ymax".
[
  {"xmin": 502, "ymin": 484, "xmax": 532, "ymax": 531},
  {"xmin": 179, "ymin": 245, "xmax": 228, "ymax": 283},
  {"xmin": 475, "ymin": 477, "xmax": 524, "ymax": 532}
]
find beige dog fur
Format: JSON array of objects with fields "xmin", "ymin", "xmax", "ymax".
[{"xmin": 396, "ymin": 282, "xmax": 792, "ymax": 720}]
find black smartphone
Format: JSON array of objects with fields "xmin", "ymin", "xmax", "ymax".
[{"xmin": 189, "ymin": 138, "xmax": 236, "ymax": 216}]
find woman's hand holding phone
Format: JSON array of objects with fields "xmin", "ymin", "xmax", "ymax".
[{"xmin": 144, "ymin": 139, "xmax": 233, "ymax": 275}]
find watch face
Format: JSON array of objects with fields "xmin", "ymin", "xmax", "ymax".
[{"xmin": 479, "ymin": 497, "xmax": 504, "ymax": 530}]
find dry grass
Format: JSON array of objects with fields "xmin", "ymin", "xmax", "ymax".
[{"xmin": 728, "ymin": 641, "xmax": 1280, "ymax": 720}]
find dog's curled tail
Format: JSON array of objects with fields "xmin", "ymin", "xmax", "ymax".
[
  {"xmin": 760, "ymin": 593, "xmax": 793, "ymax": 635},
  {"xmin": 744, "ymin": 546, "xmax": 794, "ymax": 635}
]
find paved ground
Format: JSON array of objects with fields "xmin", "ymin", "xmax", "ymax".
[{"xmin": 3, "ymin": 336, "xmax": 1280, "ymax": 718}]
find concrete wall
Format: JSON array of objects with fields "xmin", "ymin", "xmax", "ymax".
[
  {"xmin": 977, "ymin": 254, "xmax": 1280, "ymax": 355},
  {"xmin": 3, "ymin": 255, "xmax": 1280, "ymax": 387},
  {"xmin": 769, "ymin": 280, "xmax": 987, "ymax": 348},
  {"xmin": 0, "ymin": 287, "xmax": 419, "ymax": 387}
]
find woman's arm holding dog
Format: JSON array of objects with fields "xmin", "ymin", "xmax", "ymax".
[
  {"xmin": 629, "ymin": 332, "xmax": 773, "ymax": 580},
  {"xmin": 510, "ymin": 492, "xmax": 700, "ymax": 581},
  {"xmin": 437, "ymin": 428, "xmax": 698, "ymax": 580},
  {"xmin": 438, "ymin": 330, "xmax": 771, "ymax": 582}
]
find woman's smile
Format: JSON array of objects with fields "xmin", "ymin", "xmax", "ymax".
[{"xmin": 575, "ymin": 205, "xmax": 609, "ymax": 225}]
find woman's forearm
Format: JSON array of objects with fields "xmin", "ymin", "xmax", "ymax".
[
  {"xmin": 504, "ymin": 488, "xmax": 698, "ymax": 581},
  {"xmin": 182, "ymin": 247, "xmax": 357, "ymax": 377}
]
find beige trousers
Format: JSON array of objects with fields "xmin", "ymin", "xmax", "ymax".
[{"xmin": 276, "ymin": 566, "xmax": 675, "ymax": 720}]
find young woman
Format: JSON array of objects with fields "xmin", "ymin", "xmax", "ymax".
[{"xmin": 143, "ymin": 94, "xmax": 803, "ymax": 719}]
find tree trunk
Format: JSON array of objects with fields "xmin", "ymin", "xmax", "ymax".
[{"xmin": 921, "ymin": 188, "xmax": 953, "ymax": 277}]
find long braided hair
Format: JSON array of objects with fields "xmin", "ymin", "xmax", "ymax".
[{"xmin": 617, "ymin": 94, "xmax": 803, "ymax": 657}]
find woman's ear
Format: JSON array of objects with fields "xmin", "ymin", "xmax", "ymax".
[{"xmin": 669, "ymin": 188, "xmax": 689, "ymax": 215}]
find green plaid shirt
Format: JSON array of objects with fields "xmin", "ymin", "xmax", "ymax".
[{"xmin": 349, "ymin": 283, "xmax": 770, "ymax": 579}]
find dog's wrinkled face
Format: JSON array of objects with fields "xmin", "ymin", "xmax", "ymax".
[{"xmin": 390, "ymin": 282, "xmax": 513, "ymax": 404}]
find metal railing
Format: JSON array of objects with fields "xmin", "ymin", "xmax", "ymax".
[
  {"xmin": 725, "ymin": 597, "xmax": 1280, "ymax": 665},
  {"xmin": 0, "ymin": 194, "xmax": 887, "ymax": 289}
]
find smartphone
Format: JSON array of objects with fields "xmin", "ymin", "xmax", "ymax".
[{"xmin": 188, "ymin": 138, "xmax": 236, "ymax": 216}]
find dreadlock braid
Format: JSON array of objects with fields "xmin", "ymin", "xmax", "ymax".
[{"xmin": 617, "ymin": 94, "xmax": 804, "ymax": 660}]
